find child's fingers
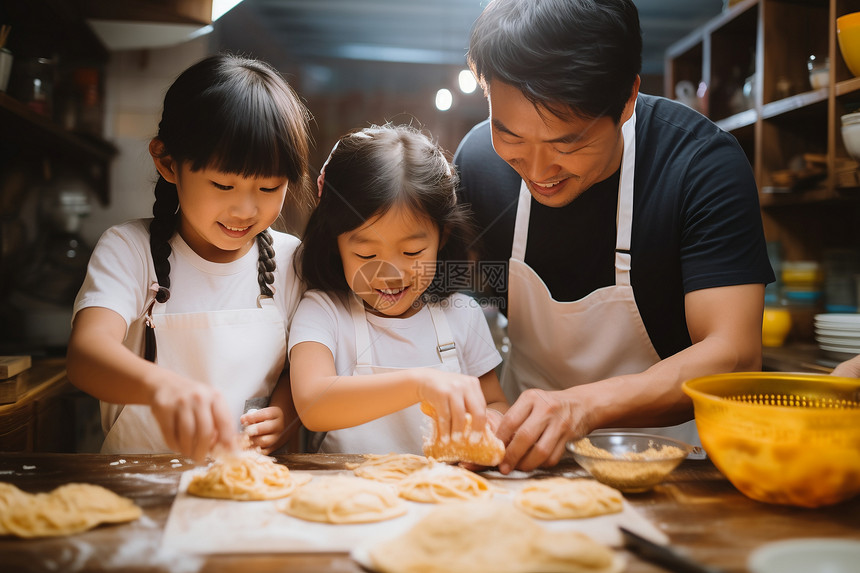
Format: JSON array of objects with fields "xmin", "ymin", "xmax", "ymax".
[
  {"xmin": 174, "ymin": 407, "xmax": 197, "ymax": 460},
  {"xmin": 243, "ymin": 418, "xmax": 279, "ymax": 439},
  {"xmin": 448, "ymin": 393, "xmax": 467, "ymax": 440},
  {"xmin": 464, "ymin": 385, "xmax": 487, "ymax": 439},
  {"xmin": 191, "ymin": 406, "xmax": 215, "ymax": 462},
  {"xmin": 211, "ymin": 396, "xmax": 237, "ymax": 452},
  {"xmin": 434, "ymin": 400, "xmax": 452, "ymax": 445}
]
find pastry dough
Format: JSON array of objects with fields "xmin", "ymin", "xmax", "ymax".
[
  {"xmin": 369, "ymin": 500, "xmax": 625, "ymax": 573},
  {"xmin": 0, "ymin": 483, "xmax": 141, "ymax": 538},
  {"xmin": 514, "ymin": 478, "xmax": 623, "ymax": 519},
  {"xmin": 347, "ymin": 453, "xmax": 433, "ymax": 483},
  {"xmin": 187, "ymin": 450, "xmax": 311, "ymax": 501},
  {"xmin": 279, "ymin": 474, "xmax": 406, "ymax": 524},
  {"xmin": 397, "ymin": 462, "xmax": 493, "ymax": 503},
  {"xmin": 420, "ymin": 402, "xmax": 505, "ymax": 466}
]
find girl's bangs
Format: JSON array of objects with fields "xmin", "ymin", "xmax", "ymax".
[{"xmin": 189, "ymin": 83, "xmax": 304, "ymax": 181}]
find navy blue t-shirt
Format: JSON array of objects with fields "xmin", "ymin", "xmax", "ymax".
[{"xmin": 453, "ymin": 93, "xmax": 775, "ymax": 359}]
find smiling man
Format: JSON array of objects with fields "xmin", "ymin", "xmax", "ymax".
[{"xmin": 454, "ymin": 0, "xmax": 775, "ymax": 474}]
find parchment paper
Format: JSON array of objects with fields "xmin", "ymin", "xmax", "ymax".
[{"xmin": 162, "ymin": 468, "xmax": 668, "ymax": 554}]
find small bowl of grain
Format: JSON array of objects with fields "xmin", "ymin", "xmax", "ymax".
[{"xmin": 566, "ymin": 432, "xmax": 695, "ymax": 493}]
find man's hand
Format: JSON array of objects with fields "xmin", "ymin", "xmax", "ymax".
[
  {"xmin": 832, "ymin": 354, "xmax": 860, "ymax": 378},
  {"xmin": 494, "ymin": 388, "xmax": 584, "ymax": 474}
]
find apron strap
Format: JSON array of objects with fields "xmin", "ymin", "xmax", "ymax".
[
  {"xmin": 349, "ymin": 293, "xmax": 375, "ymax": 370},
  {"xmin": 511, "ymin": 183, "xmax": 532, "ymax": 262},
  {"xmin": 426, "ymin": 301, "xmax": 461, "ymax": 370},
  {"xmin": 614, "ymin": 108, "xmax": 636, "ymax": 287}
]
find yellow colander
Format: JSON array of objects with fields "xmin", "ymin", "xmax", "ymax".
[{"xmin": 682, "ymin": 372, "xmax": 860, "ymax": 508}]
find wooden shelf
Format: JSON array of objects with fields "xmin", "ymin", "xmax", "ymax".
[
  {"xmin": 665, "ymin": 0, "xmax": 860, "ymax": 264},
  {"xmin": 715, "ymin": 109, "xmax": 757, "ymax": 131},
  {"xmin": 761, "ymin": 89, "xmax": 828, "ymax": 120},
  {"xmin": 0, "ymin": 93, "xmax": 116, "ymax": 205}
]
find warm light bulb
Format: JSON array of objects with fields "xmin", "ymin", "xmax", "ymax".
[
  {"xmin": 458, "ymin": 69, "xmax": 477, "ymax": 93},
  {"xmin": 435, "ymin": 88, "xmax": 453, "ymax": 111}
]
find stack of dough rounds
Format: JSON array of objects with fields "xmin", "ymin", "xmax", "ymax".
[
  {"xmin": 187, "ymin": 451, "xmax": 311, "ymax": 501},
  {"xmin": 397, "ymin": 462, "xmax": 493, "ymax": 503},
  {"xmin": 348, "ymin": 453, "xmax": 433, "ymax": 483},
  {"xmin": 420, "ymin": 402, "xmax": 505, "ymax": 466},
  {"xmin": 279, "ymin": 474, "xmax": 406, "ymax": 524},
  {"xmin": 369, "ymin": 500, "xmax": 625, "ymax": 573},
  {"xmin": 0, "ymin": 482, "xmax": 141, "ymax": 538},
  {"xmin": 514, "ymin": 477, "xmax": 624, "ymax": 519}
]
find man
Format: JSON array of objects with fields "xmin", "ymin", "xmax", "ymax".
[{"xmin": 454, "ymin": 0, "xmax": 774, "ymax": 474}]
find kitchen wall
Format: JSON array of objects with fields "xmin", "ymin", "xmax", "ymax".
[{"xmin": 82, "ymin": 38, "xmax": 210, "ymax": 247}]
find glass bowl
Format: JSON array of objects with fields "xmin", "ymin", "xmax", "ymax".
[{"xmin": 566, "ymin": 432, "xmax": 695, "ymax": 493}]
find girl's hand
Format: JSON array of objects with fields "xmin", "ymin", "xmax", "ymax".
[
  {"xmin": 240, "ymin": 407, "xmax": 288, "ymax": 454},
  {"xmin": 150, "ymin": 375, "xmax": 237, "ymax": 462},
  {"xmin": 415, "ymin": 370, "xmax": 487, "ymax": 444}
]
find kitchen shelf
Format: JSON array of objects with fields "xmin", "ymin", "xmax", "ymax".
[
  {"xmin": 0, "ymin": 0, "xmax": 115, "ymax": 205},
  {"xmin": 666, "ymin": 0, "xmax": 860, "ymax": 344}
]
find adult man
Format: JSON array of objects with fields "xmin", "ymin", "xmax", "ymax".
[{"xmin": 454, "ymin": 0, "xmax": 774, "ymax": 474}]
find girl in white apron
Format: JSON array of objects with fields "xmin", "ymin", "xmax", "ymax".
[
  {"xmin": 289, "ymin": 125, "xmax": 508, "ymax": 455},
  {"xmin": 66, "ymin": 54, "xmax": 312, "ymax": 460}
]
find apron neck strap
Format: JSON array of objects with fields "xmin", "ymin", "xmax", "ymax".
[
  {"xmin": 614, "ymin": 108, "xmax": 636, "ymax": 286},
  {"xmin": 348, "ymin": 294, "xmax": 460, "ymax": 369},
  {"xmin": 426, "ymin": 302, "xmax": 460, "ymax": 369},
  {"xmin": 349, "ymin": 293, "xmax": 375, "ymax": 370}
]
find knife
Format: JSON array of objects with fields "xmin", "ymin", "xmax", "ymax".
[{"xmin": 620, "ymin": 527, "xmax": 726, "ymax": 573}]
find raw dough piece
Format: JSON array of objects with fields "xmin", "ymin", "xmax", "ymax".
[
  {"xmin": 397, "ymin": 463, "xmax": 492, "ymax": 503},
  {"xmin": 368, "ymin": 500, "xmax": 625, "ymax": 573},
  {"xmin": 279, "ymin": 474, "xmax": 406, "ymax": 524},
  {"xmin": 514, "ymin": 477, "xmax": 623, "ymax": 519},
  {"xmin": 0, "ymin": 483, "xmax": 141, "ymax": 538},
  {"xmin": 348, "ymin": 453, "xmax": 433, "ymax": 483},
  {"xmin": 421, "ymin": 402, "xmax": 505, "ymax": 466},
  {"xmin": 187, "ymin": 451, "xmax": 311, "ymax": 501}
]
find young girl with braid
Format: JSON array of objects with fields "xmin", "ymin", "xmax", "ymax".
[
  {"xmin": 66, "ymin": 54, "xmax": 312, "ymax": 461},
  {"xmin": 289, "ymin": 124, "xmax": 508, "ymax": 459}
]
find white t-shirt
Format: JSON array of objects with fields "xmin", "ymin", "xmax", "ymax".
[
  {"xmin": 288, "ymin": 290, "xmax": 503, "ymax": 454},
  {"xmin": 73, "ymin": 219, "xmax": 305, "ymax": 432}
]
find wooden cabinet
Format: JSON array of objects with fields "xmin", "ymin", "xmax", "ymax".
[{"xmin": 665, "ymin": 0, "xmax": 860, "ymax": 264}]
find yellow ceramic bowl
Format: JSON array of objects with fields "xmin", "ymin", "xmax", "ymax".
[
  {"xmin": 683, "ymin": 372, "xmax": 860, "ymax": 508},
  {"xmin": 838, "ymin": 12, "xmax": 860, "ymax": 77}
]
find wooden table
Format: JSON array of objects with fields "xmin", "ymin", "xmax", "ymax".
[{"xmin": 1, "ymin": 453, "xmax": 858, "ymax": 572}]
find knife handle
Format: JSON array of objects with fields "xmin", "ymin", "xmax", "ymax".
[{"xmin": 620, "ymin": 527, "xmax": 725, "ymax": 573}]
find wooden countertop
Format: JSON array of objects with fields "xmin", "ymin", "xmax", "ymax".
[
  {"xmin": 1, "ymin": 453, "xmax": 858, "ymax": 572},
  {"xmin": 762, "ymin": 343, "xmax": 840, "ymax": 373}
]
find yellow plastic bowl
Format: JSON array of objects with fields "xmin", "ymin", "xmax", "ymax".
[
  {"xmin": 837, "ymin": 12, "xmax": 860, "ymax": 77},
  {"xmin": 682, "ymin": 372, "xmax": 860, "ymax": 508}
]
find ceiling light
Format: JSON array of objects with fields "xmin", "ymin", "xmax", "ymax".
[
  {"xmin": 435, "ymin": 89, "xmax": 453, "ymax": 111},
  {"xmin": 458, "ymin": 69, "xmax": 477, "ymax": 94}
]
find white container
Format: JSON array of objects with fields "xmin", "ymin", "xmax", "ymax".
[{"xmin": 841, "ymin": 112, "xmax": 860, "ymax": 160}]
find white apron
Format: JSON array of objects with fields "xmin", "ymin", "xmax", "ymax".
[
  {"xmin": 101, "ymin": 296, "xmax": 286, "ymax": 454},
  {"xmin": 316, "ymin": 294, "xmax": 462, "ymax": 454},
  {"xmin": 500, "ymin": 109, "xmax": 699, "ymax": 445}
]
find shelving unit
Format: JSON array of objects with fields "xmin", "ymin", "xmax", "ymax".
[
  {"xmin": 0, "ymin": 0, "xmax": 116, "ymax": 205},
  {"xmin": 665, "ymin": 0, "xmax": 860, "ymax": 264}
]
